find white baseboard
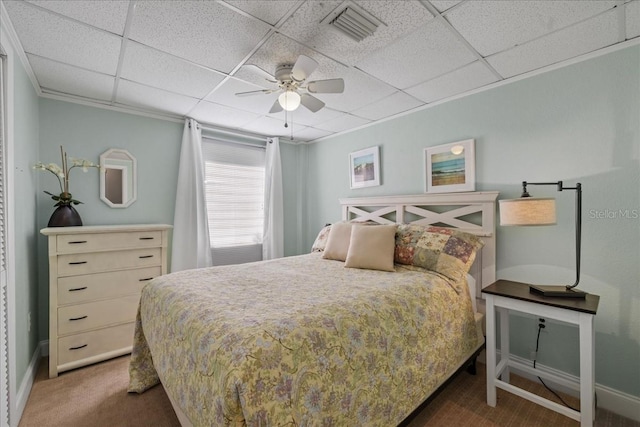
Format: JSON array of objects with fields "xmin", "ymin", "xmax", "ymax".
[
  {"xmin": 477, "ymin": 350, "xmax": 640, "ymax": 422},
  {"xmin": 40, "ymin": 340, "xmax": 49, "ymax": 357},
  {"xmin": 13, "ymin": 342, "xmax": 43, "ymax": 427}
]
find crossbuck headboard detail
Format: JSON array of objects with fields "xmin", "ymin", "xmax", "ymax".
[{"xmin": 339, "ymin": 192, "xmax": 499, "ymax": 291}]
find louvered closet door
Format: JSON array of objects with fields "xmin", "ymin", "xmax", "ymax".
[{"xmin": 0, "ymin": 52, "xmax": 9, "ymax": 427}]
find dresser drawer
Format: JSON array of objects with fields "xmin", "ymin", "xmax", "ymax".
[
  {"xmin": 56, "ymin": 231, "xmax": 162, "ymax": 254},
  {"xmin": 58, "ymin": 294, "xmax": 140, "ymax": 335},
  {"xmin": 57, "ymin": 248, "xmax": 161, "ymax": 277},
  {"xmin": 58, "ymin": 266, "xmax": 161, "ymax": 305},
  {"xmin": 58, "ymin": 322, "xmax": 135, "ymax": 366}
]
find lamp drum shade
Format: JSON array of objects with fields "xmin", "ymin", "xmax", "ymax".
[{"xmin": 499, "ymin": 198, "xmax": 557, "ymax": 226}]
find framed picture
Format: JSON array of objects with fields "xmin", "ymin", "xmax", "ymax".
[
  {"xmin": 349, "ymin": 146, "xmax": 380, "ymax": 189},
  {"xmin": 424, "ymin": 139, "xmax": 475, "ymax": 193}
]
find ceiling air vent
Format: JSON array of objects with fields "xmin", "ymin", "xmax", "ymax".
[{"xmin": 322, "ymin": 2, "xmax": 382, "ymax": 42}]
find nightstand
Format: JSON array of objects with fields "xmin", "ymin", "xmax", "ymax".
[{"xmin": 482, "ymin": 279, "xmax": 599, "ymax": 427}]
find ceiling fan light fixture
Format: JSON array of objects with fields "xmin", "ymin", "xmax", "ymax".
[{"xmin": 278, "ymin": 90, "xmax": 301, "ymax": 111}]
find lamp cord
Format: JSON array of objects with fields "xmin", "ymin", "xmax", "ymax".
[{"xmin": 533, "ymin": 322, "xmax": 585, "ymax": 412}]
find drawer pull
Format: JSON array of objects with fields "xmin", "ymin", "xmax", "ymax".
[
  {"xmin": 68, "ymin": 261, "xmax": 87, "ymax": 265},
  {"xmin": 69, "ymin": 315, "xmax": 88, "ymax": 321},
  {"xmin": 69, "ymin": 344, "xmax": 88, "ymax": 351},
  {"xmin": 68, "ymin": 286, "xmax": 88, "ymax": 292},
  {"xmin": 139, "ymin": 255, "xmax": 154, "ymax": 259},
  {"xmin": 139, "ymin": 277, "xmax": 154, "ymax": 282},
  {"xmin": 68, "ymin": 240, "xmax": 87, "ymax": 244},
  {"xmin": 139, "ymin": 237, "xmax": 155, "ymax": 240}
]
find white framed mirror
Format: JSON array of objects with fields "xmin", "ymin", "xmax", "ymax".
[{"xmin": 100, "ymin": 148, "xmax": 137, "ymax": 208}]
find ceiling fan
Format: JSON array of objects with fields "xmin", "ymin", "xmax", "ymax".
[{"xmin": 235, "ymin": 55, "xmax": 345, "ymax": 114}]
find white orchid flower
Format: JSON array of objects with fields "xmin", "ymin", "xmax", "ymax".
[{"xmin": 35, "ymin": 147, "xmax": 100, "ymax": 203}]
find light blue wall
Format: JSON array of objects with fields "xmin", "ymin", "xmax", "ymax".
[
  {"xmin": 36, "ymin": 100, "xmax": 182, "ymax": 340},
  {"xmin": 36, "ymin": 100, "xmax": 304, "ymax": 339},
  {"xmin": 4, "ymin": 31, "xmax": 41, "ymax": 394},
  {"xmin": 306, "ymin": 46, "xmax": 639, "ymax": 397}
]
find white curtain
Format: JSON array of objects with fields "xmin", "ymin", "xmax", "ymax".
[
  {"xmin": 262, "ymin": 137, "xmax": 284, "ymax": 260},
  {"xmin": 171, "ymin": 118, "xmax": 212, "ymax": 272}
]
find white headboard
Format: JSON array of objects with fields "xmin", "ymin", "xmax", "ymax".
[{"xmin": 339, "ymin": 192, "xmax": 499, "ymax": 292}]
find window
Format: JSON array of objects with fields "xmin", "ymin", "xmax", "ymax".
[{"xmin": 202, "ymin": 137, "xmax": 265, "ymax": 266}]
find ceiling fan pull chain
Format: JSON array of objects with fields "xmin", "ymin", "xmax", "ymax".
[{"xmin": 284, "ymin": 109, "xmax": 288, "ymax": 128}]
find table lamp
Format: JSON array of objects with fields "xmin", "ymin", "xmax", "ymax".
[{"xmin": 499, "ymin": 181, "xmax": 586, "ymax": 298}]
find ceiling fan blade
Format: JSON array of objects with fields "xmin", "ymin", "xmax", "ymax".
[
  {"xmin": 291, "ymin": 55, "xmax": 318, "ymax": 82},
  {"xmin": 235, "ymin": 89, "xmax": 273, "ymax": 97},
  {"xmin": 306, "ymin": 78, "xmax": 345, "ymax": 94},
  {"xmin": 300, "ymin": 94, "xmax": 325, "ymax": 113},
  {"xmin": 269, "ymin": 99, "xmax": 283, "ymax": 114}
]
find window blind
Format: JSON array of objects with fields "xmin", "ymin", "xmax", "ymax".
[{"xmin": 201, "ymin": 137, "xmax": 265, "ymax": 265}]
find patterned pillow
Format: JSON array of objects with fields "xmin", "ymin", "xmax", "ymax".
[
  {"xmin": 311, "ymin": 224, "xmax": 332, "ymax": 253},
  {"xmin": 394, "ymin": 224, "xmax": 484, "ymax": 290}
]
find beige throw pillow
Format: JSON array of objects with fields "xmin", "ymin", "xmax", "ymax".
[
  {"xmin": 345, "ymin": 225, "xmax": 397, "ymax": 272},
  {"xmin": 322, "ymin": 222, "xmax": 353, "ymax": 261}
]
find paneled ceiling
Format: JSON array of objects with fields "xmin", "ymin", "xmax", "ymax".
[{"xmin": 2, "ymin": 0, "xmax": 639, "ymax": 142}]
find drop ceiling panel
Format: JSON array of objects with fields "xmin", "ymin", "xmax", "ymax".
[
  {"xmin": 224, "ymin": 1, "xmax": 299, "ymax": 25},
  {"xmin": 312, "ymin": 67, "xmax": 398, "ymax": 113},
  {"xmin": 233, "ymin": 64, "xmax": 278, "ymax": 89},
  {"xmin": 205, "ymin": 78, "xmax": 280, "ymax": 115},
  {"xmin": 291, "ymin": 126, "xmax": 335, "ymax": 142},
  {"xmin": 128, "ymin": 0, "xmax": 272, "ymax": 73},
  {"xmin": 351, "ymin": 91, "xmax": 424, "ymax": 121},
  {"xmin": 3, "ymin": 0, "xmax": 637, "ymax": 143},
  {"xmin": 430, "ymin": 1, "xmax": 463, "ymax": 13},
  {"xmin": 278, "ymin": 0, "xmax": 434, "ymax": 65},
  {"xmin": 314, "ymin": 113, "xmax": 371, "ymax": 133},
  {"xmin": 121, "ymin": 42, "xmax": 226, "ymax": 99},
  {"xmin": 116, "ymin": 80, "xmax": 200, "ymax": 116},
  {"xmin": 406, "ymin": 61, "xmax": 499, "ymax": 103},
  {"xmin": 189, "ymin": 101, "xmax": 262, "ymax": 130},
  {"xmin": 3, "ymin": 1, "xmax": 121, "ymax": 75},
  {"xmin": 25, "ymin": 0, "xmax": 129, "ymax": 35},
  {"xmin": 245, "ymin": 33, "xmax": 342, "ymax": 81},
  {"xmin": 355, "ymin": 19, "xmax": 477, "ymax": 89},
  {"xmin": 627, "ymin": 1, "xmax": 640, "ymax": 39},
  {"xmin": 28, "ymin": 55, "xmax": 114, "ymax": 102},
  {"xmin": 487, "ymin": 10, "xmax": 622, "ymax": 78},
  {"xmin": 243, "ymin": 115, "xmax": 310, "ymax": 138},
  {"xmin": 274, "ymin": 106, "xmax": 344, "ymax": 128},
  {"xmin": 446, "ymin": 0, "xmax": 617, "ymax": 56}
]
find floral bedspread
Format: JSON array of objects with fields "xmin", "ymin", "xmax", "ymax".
[{"xmin": 128, "ymin": 253, "xmax": 481, "ymax": 426}]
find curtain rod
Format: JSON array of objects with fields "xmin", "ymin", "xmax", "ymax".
[
  {"xmin": 202, "ymin": 134, "xmax": 266, "ymax": 149},
  {"xmin": 199, "ymin": 124, "xmax": 268, "ymax": 143}
]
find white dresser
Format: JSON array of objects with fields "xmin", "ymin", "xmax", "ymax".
[{"xmin": 41, "ymin": 224, "xmax": 172, "ymax": 378}]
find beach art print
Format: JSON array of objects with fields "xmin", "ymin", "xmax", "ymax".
[
  {"xmin": 425, "ymin": 139, "xmax": 475, "ymax": 193},
  {"xmin": 349, "ymin": 146, "xmax": 380, "ymax": 189}
]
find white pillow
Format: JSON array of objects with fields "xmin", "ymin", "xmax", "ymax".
[
  {"xmin": 344, "ymin": 225, "xmax": 397, "ymax": 272},
  {"xmin": 322, "ymin": 222, "xmax": 353, "ymax": 261}
]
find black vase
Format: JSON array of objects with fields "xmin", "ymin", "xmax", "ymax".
[{"xmin": 48, "ymin": 203, "xmax": 83, "ymax": 227}]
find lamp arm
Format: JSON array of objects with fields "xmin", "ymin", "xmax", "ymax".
[
  {"xmin": 570, "ymin": 183, "xmax": 582, "ymax": 289},
  {"xmin": 522, "ymin": 180, "xmax": 582, "ymax": 289}
]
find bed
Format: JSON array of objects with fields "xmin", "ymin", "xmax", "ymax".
[{"xmin": 129, "ymin": 192, "xmax": 499, "ymax": 426}]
